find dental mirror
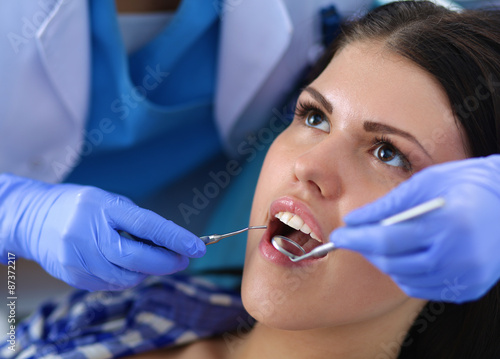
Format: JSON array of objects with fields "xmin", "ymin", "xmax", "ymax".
[
  {"xmin": 271, "ymin": 235, "xmax": 307, "ymax": 257},
  {"xmin": 272, "ymin": 197, "xmax": 446, "ymax": 262}
]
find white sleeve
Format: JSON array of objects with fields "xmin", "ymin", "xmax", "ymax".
[
  {"xmin": 0, "ymin": 0, "xmax": 90, "ymax": 183},
  {"xmin": 214, "ymin": 0, "xmax": 373, "ymax": 156}
]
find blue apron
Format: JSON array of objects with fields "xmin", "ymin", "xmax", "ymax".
[
  {"xmin": 66, "ymin": 0, "xmax": 263, "ymax": 287},
  {"xmin": 67, "ymin": 0, "xmax": 221, "ymax": 200}
]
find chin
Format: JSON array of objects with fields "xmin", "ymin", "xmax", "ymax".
[
  {"xmin": 241, "ymin": 256, "xmax": 334, "ymax": 331},
  {"xmin": 241, "ymin": 260, "xmax": 304, "ymax": 330},
  {"xmin": 241, "ymin": 284, "xmax": 323, "ymax": 331}
]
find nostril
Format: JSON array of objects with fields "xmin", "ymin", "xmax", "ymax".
[{"xmin": 307, "ymin": 179, "xmax": 323, "ymax": 196}]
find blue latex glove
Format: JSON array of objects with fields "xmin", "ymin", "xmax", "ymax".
[
  {"xmin": 0, "ymin": 173, "xmax": 206, "ymax": 291},
  {"xmin": 331, "ymin": 155, "xmax": 500, "ymax": 303}
]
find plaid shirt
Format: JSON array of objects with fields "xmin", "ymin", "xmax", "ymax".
[{"xmin": 1, "ymin": 275, "xmax": 251, "ymax": 359}]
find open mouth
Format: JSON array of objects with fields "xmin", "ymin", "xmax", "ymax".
[{"xmin": 269, "ymin": 211, "xmax": 323, "ymax": 254}]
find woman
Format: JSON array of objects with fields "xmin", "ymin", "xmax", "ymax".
[
  {"xmin": 3, "ymin": 1, "xmax": 500, "ymax": 358},
  {"xmin": 241, "ymin": 2, "xmax": 500, "ymax": 358}
]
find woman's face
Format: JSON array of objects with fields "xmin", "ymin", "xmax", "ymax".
[{"xmin": 242, "ymin": 41, "xmax": 468, "ymax": 331}]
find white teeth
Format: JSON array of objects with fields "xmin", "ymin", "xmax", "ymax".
[
  {"xmin": 301, "ymin": 223, "xmax": 312, "ymax": 235},
  {"xmin": 274, "ymin": 212, "xmax": 321, "ymax": 243},
  {"xmin": 280, "ymin": 212, "xmax": 293, "ymax": 223},
  {"xmin": 287, "ymin": 214, "xmax": 304, "ymax": 230}
]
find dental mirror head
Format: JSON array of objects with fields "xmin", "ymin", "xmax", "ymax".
[
  {"xmin": 272, "ymin": 197, "xmax": 446, "ymax": 262},
  {"xmin": 272, "ymin": 235, "xmax": 335, "ymax": 262},
  {"xmin": 271, "ymin": 235, "xmax": 306, "ymax": 257}
]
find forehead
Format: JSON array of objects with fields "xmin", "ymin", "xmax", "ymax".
[{"xmin": 309, "ymin": 41, "xmax": 468, "ymax": 162}]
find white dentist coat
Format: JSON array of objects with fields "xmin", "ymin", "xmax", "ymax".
[{"xmin": 0, "ymin": 0, "xmax": 372, "ymax": 183}]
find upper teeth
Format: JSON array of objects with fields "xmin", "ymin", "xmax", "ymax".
[{"xmin": 274, "ymin": 212, "xmax": 321, "ymax": 242}]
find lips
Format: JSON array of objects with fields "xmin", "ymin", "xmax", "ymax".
[{"xmin": 264, "ymin": 197, "xmax": 326, "ymax": 255}]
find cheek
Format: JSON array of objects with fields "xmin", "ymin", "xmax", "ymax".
[
  {"xmin": 261, "ymin": 133, "xmax": 294, "ymax": 175},
  {"xmin": 247, "ymin": 141, "xmax": 288, "ymax": 256},
  {"xmin": 249, "ymin": 137, "xmax": 294, "ymax": 220}
]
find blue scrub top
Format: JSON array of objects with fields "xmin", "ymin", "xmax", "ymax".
[
  {"xmin": 65, "ymin": 0, "xmax": 264, "ymax": 286},
  {"xmin": 66, "ymin": 0, "xmax": 222, "ymax": 201}
]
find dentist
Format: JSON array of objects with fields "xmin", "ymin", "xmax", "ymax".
[{"xmin": 0, "ymin": 0, "xmax": 368, "ymax": 291}]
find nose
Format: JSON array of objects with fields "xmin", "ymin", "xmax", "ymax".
[{"xmin": 294, "ymin": 138, "xmax": 345, "ymax": 199}]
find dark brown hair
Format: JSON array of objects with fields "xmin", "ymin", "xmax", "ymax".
[
  {"xmin": 310, "ymin": 0, "xmax": 500, "ymax": 157},
  {"xmin": 308, "ymin": 1, "xmax": 500, "ymax": 358}
]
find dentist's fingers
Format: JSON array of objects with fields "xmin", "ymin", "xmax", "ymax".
[
  {"xmin": 363, "ymin": 252, "xmax": 436, "ymax": 276},
  {"xmin": 342, "ymin": 176, "xmax": 432, "ymax": 226},
  {"xmin": 102, "ymin": 231, "xmax": 190, "ymax": 275},
  {"xmin": 107, "ymin": 199, "xmax": 206, "ymax": 258},
  {"xmin": 341, "ymin": 159, "xmax": 471, "ymax": 226},
  {"xmin": 331, "ymin": 222, "xmax": 431, "ymax": 256}
]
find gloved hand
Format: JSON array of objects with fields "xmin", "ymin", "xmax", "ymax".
[
  {"xmin": 331, "ymin": 155, "xmax": 500, "ymax": 303},
  {"xmin": 0, "ymin": 173, "xmax": 206, "ymax": 291}
]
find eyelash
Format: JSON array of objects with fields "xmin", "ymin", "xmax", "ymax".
[
  {"xmin": 294, "ymin": 100, "xmax": 323, "ymax": 121},
  {"xmin": 294, "ymin": 100, "xmax": 413, "ymax": 173},
  {"xmin": 372, "ymin": 135, "xmax": 413, "ymax": 173}
]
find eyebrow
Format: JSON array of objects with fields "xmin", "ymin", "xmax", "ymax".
[
  {"xmin": 304, "ymin": 86, "xmax": 333, "ymax": 114},
  {"xmin": 363, "ymin": 121, "xmax": 431, "ymax": 159},
  {"xmin": 303, "ymin": 86, "xmax": 431, "ymax": 159}
]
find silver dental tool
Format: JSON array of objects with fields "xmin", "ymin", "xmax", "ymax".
[
  {"xmin": 272, "ymin": 197, "xmax": 446, "ymax": 262},
  {"xmin": 119, "ymin": 226, "xmax": 267, "ymax": 248},
  {"xmin": 200, "ymin": 225, "xmax": 267, "ymax": 245}
]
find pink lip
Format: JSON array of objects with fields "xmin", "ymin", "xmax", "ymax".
[
  {"xmin": 270, "ymin": 197, "xmax": 325, "ymax": 242},
  {"xmin": 258, "ymin": 196, "xmax": 326, "ymax": 267}
]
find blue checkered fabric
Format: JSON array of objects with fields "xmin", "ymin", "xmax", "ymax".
[{"xmin": 0, "ymin": 275, "xmax": 252, "ymax": 358}]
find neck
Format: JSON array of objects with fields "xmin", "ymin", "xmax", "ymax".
[
  {"xmin": 231, "ymin": 299, "xmax": 425, "ymax": 359},
  {"xmin": 115, "ymin": 0, "xmax": 181, "ymax": 13}
]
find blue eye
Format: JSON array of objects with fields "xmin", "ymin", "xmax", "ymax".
[
  {"xmin": 373, "ymin": 143, "xmax": 407, "ymax": 168},
  {"xmin": 294, "ymin": 101, "xmax": 330, "ymax": 133},
  {"xmin": 304, "ymin": 110, "xmax": 330, "ymax": 132}
]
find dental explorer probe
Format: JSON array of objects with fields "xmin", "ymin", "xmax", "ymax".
[
  {"xmin": 200, "ymin": 226, "xmax": 267, "ymax": 245},
  {"xmin": 121, "ymin": 225, "xmax": 267, "ymax": 248}
]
